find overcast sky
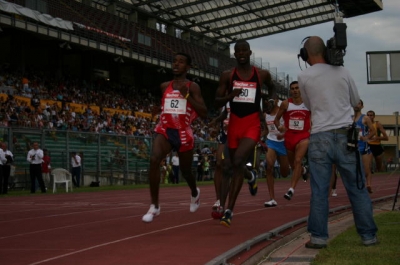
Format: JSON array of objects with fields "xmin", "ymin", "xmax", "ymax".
[{"xmin": 241, "ymin": 0, "xmax": 399, "ymax": 115}]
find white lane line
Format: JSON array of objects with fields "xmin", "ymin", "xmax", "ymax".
[{"xmin": 29, "ymin": 218, "xmax": 211, "ymax": 265}]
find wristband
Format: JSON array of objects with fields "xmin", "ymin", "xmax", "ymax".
[{"xmin": 185, "ymin": 93, "xmax": 190, "ymax": 99}]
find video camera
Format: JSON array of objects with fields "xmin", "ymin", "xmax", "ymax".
[
  {"xmin": 325, "ymin": 15, "xmax": 347, "ymax": 66},
  {"xmin": 346, "ymin": 122, "xmax": 358, "ymax": 152}
]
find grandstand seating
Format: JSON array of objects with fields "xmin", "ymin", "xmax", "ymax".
[{"xmin": 5, "ymin": 0, "xmax": 235, "ymax": 76}]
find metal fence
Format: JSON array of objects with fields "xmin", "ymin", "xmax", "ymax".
[{"xmin": 1, "ymin": 127, "xmax": 217, "ymax": 189}]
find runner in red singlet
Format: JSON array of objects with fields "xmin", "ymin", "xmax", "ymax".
[
  {"xmin": 274, "ymin": 81, "xmax": 311, "ymax": 200},
  {"xmin": 215, "ymin": 39, "xmax": 277, "ymax": 228},
  {"xmin": 142, "ymin": 52, "xmax": 208, "ymax": 223}
]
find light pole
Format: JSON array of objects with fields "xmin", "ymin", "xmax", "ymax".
[
  {"xmin": 394, "ymin": 111, "xmax": 399, "ymax": 166},
  {"xmin": 392, "ymin": 111, "xmax": 399, "ymax": 211}
]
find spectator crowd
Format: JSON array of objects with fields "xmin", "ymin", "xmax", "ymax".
[{"xmin": 0, "ymin": 66, "xmax": 216, "ymax": 142}]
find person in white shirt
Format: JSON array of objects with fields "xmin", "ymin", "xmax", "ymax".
[
  {"xmin": 71, "ymin": 152, "xmax": 82, "ymax": 187},
  {"xmin": 0, "ymin": 141, "xmax": 8, "ymax": 194},
  {"xmin": 27, "ymin": 142, "xmax": 46, "ymax": 193},
  {"xmin": 1, "ymin": 142, "xmax": 14, "ymax": 194},
  {"xmin": 171, "ymin": 153, "xmax": 180, "ymax": 184}
]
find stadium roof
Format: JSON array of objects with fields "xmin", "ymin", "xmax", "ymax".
[{"xmin": 108, "ymin": 0, "xmax": 383, "ymax": 44}]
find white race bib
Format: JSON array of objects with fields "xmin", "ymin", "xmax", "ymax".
[
  {"xmin": 232, "ymin": 81, "xmax": 257, "ymax": 103},
  {"xmin": 289, "ymin": 119, "xmax": 304, "ymax": 130},
  {"xmin": 267, "ymin": 122, "xmax": 277, "ymax": 133},
  {"xmin": 163, "ymin": 98, "xmax": 187, "ymax": 114}
]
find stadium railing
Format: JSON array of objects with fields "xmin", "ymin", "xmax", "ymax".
[{"xmin": 2, "ymin": 127, "xmax": 217, "ymax": 189}]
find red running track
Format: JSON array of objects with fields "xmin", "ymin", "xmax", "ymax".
[{"xmin": 0, "ymin": 173, "xmax": 398, "ymax": 265}]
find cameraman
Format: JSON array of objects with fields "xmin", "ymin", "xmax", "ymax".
[{"xmin": 298, "ymin": 36, "xmax": 377, "ymax": 248}]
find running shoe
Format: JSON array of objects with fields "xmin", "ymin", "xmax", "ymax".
[
  {"xmin": 331, "ymin": 189, "xmax": 337, "ymax": 197},
  {"xmin": 211, "ymin": 206, "xmax": 224, "ymax": 220},
  {"xmin": 190, "ymin": 187, "xmax": 200, "ymax": 212},
  {"xmin": 142, "ymin": 204, "xmax": 160, "ymax": 223},
  {"xmin": 220, "ymin": 209, "xmax": 233, "ymax": 228},
  {"xmin": 302, "ymin": 166, "xmax": 308, "ymax": 182},
  {"xmin": 212, "ymin": 200, "xmax": 220, "ymax": 211},
  {"xmin": 264, "ymin": 199, "xmax": 277, "ymax": 207},
  {"xmin": 284, "ymin": 189, "xmax": 294, "ymax": 200},
  {"xmin": 247, "ymin": 169, "xmax": 258, "ymax": 196}
]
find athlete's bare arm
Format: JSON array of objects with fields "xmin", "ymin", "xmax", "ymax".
[
  {"xmin": 262, "ymin": 112, "xmax": 269, "ymax": 136},
  {"xmin": 210, "ymin": 108, "xmax": 228, "ymax": 125},
  {"xmin": 259, "ymin": 110, "xmax": 267, "ymax": 137},
  {"xmin": 185, "ymin": 81, "xmax": 208, "ymax": 119},
  {"xmin": 361, "ymin": 116, "xmax": 376, "ymax": 141},
  {"xmin": 160, "ymin": 82, "xmax": 169, "ymax": 94},
  {"xmin": 215, "ymin": 69, "xmax": 242, "ymax": 108},
  {"xmin": 375, "ymin": 121, "xmax": 389, "ymax": 141},
  {"xmin": 274, "ymin": 100, "xmax": 288, "ymax": 133},
  {"xmin": 259, "ymin": 69, "xmax": 277, "ymax": 99},
  {"xmin": 258, "ymin": 68, "xmax": 277, "ymax": 112}
]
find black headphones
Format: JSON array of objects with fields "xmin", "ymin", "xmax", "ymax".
[{"xmin": 298, "ymin": 36, "xmax": 311, "ymax": 62}]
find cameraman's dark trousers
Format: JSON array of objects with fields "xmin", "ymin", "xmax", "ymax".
[{"xmin": 30, "ymin": 163, "xmax": 46, "ymax": 193}]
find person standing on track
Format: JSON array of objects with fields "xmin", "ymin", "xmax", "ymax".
[
  {"xmin": 142, "ymin": 52, "xmax": 207, "ymax": 223},
  {"xmin": 298, "ymin": 36, "xmax": 377, "ymax": 248},
  {"xmin": 274, "ymin": 81, "xmax": 311, "ymax": 201},
  {"xmin": 215, "ymin": 39, "xmax": 277, "ymax": 227}
]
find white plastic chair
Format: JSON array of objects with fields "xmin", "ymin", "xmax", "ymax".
[{"xmin": 52, "ymin": 168, "xmax": 73, "ymax": 193}]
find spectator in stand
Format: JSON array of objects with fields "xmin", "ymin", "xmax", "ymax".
[
  {"xmin": 197, "ymin": 152, "xmax": 204, "ymax": 182},
  {"xmin": 201, "ymin": 144, "xmax": 211, "ymax": 155},
  {"xmin": 202, "ymin": 156, "xmax": 210, "ymax": 181}
]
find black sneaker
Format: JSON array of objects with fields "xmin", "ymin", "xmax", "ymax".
[
  {"xmin": 247, "ymin": 170, "xmax": 258, "ymax": 196},
  {"xmin": 220, "ymin": 209, "xmax": 232, "ymax": 228},
  {"xmin": 284, "ymin": 189, "xmax": 293, "ymax": 200},
  {"xmin": 305, "ymin": 241, "xmax": 327, "ymax": 249}
]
